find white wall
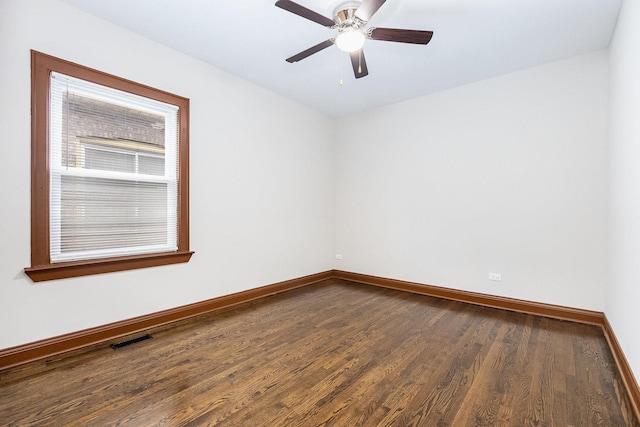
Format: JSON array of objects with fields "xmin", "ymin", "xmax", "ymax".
[
  {"xmin": 334, "ymin": 51, "xmax": 609, "ymax": 311},
  {"xmin": 608, "ymin": 0, "xmax": 640, "ymax": 381},
  {"xmin": 0, "ymin": 0, "xmax": 334, "ymax": 349}
]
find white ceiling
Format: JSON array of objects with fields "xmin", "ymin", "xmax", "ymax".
[{"xmin": 60, "ymin": 0, "xmax": 621, "ymax": 117}]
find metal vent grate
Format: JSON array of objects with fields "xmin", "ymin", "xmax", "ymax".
[{"xmin": 109, "ymin": 334, "xmax": 153, "ymax": 350}]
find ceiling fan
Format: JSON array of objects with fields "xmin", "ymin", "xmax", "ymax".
[{"xmin": 275, "ymin": 0, "xmax": 433, "ymax": 79}]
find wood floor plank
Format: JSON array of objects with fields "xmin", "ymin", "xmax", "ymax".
[{"xmin": 0, "ymin": 279, "xmax": 637, "ymax": 426}]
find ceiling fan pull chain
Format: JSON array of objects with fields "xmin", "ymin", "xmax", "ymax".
[{"xmin": 340, "ymin": 49, "xmax": 344, "ymax": 86}]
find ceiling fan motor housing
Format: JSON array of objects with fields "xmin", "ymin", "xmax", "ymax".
[
  {"xmin": 334, "ymin": 2, "xmax": 367, "ymax": 52},
  {"xmin": 334, "ymin": 4, "xmax": 361, "ymax": 26}
]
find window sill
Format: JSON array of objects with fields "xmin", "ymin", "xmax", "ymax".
[{"xmin": 24, "ymin": 251, "xmax": 194, "ymax": 282}]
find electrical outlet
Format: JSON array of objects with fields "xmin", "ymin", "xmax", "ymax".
[
  {"xmin": 335, "ymin": 254, "xmax": 343, "ymax": 260},
  {"xmin": 489, "ymin": 273, "xmax": 502, "ymax": 282}
]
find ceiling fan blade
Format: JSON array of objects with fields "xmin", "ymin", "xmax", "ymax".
[
  {"xmin": 286, "ymin": 39, "xmax": 334, "ymax": 63},
  {"xmin": 355, "ymin": 0, "xmax": 387, "ymax": 22},
  {"xmin": 369, "ymin": 27, "xmax": 433, "ymax": 44},
  {"xmin": 349, "ymin": 49, "xmax": 369, "ymax": 79},
  {"xmin": 275, "ymin": 0, "xmax": 335, "ymax": 28}
]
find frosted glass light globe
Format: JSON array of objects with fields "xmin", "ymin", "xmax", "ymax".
[{"xmin": 335, "ymin": 28, "xmax": 366, "ymax": 52}]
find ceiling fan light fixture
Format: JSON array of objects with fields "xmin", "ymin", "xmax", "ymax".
[{"xmin": 335, "ymin": 28, "xmax": 366, "ymax": 52}]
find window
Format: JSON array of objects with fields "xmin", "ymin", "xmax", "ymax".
[{"xmin": 26, "ymin": 51, "xmax": 192, "ymax": 281}]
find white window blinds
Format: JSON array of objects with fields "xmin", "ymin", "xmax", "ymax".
[{"xmin": 49, "ymin": 72, "xmax": 179, "ymax": 263}]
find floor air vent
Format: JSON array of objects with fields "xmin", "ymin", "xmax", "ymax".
[{"xmin": 110, "ymin": 334, "xmax": 153, "ymax": 350}]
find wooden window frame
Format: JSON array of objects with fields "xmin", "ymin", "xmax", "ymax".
[{"xmin": 25, "ymin": 51, "xmax": 193, "ymax": 282}]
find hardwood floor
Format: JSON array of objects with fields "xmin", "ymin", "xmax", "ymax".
[{"xmin": 0, "ymin": 279, "xmax": 637, "ymax": 426}]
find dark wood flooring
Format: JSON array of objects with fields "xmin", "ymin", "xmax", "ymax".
[{"xmin": 0, "ymin": 279, "xmax": 637, "ymax": 426}]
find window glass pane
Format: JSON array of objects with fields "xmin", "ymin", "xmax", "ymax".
[
  {"xmin": 62, "ymin": 92, "xmax": 166, "ymax": 171},
  {"xmin": 60, "ymin": 175, "xmax": 168, "ymax": 253},
  {"xmin": 85, "ymin": 147, "xmax": 135, "ymax": 173},
  {"xmin": 49, "ymin": 71, "xmax": 179, "ymax": 263},
  {"xmin": 138, "ymin": 155, "xmax": 165, "ymax": 176},
  {"xmin": 67, "ymin": 93, "xmax": 166, "ymax": 147}
]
